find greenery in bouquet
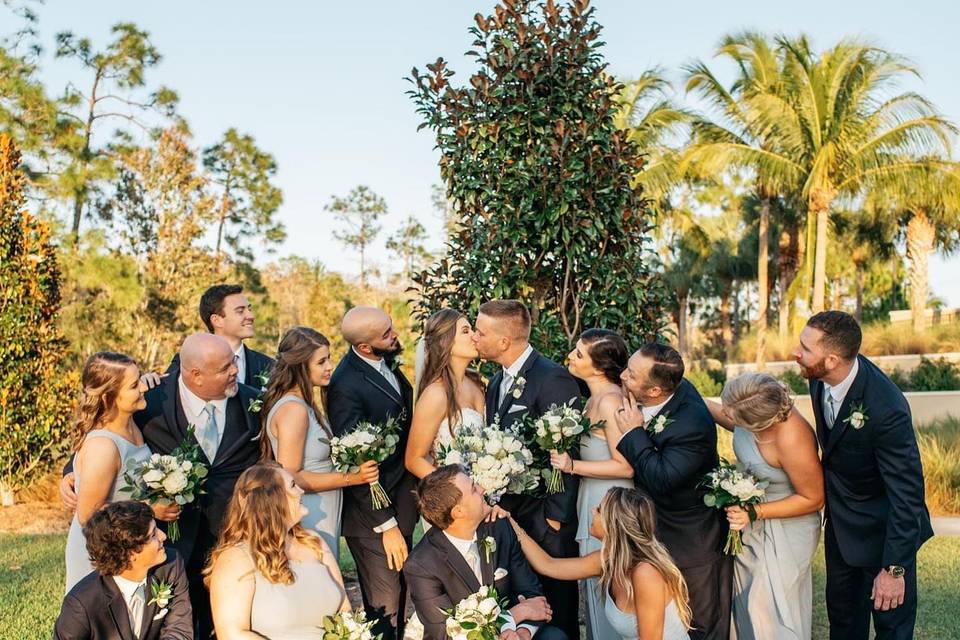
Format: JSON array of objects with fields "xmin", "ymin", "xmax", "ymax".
[
  {"xmin": 699, "ymin": 459, "xmax": 768, "ymax": 554},
  {"xmin": 319, "ymin": 608, "xmax": 381, "ymax": 640},
  {"xmin": 527, "ymin": 402, "xmax": 594, "ymax": 493},
  {"xmin": 436, "ymin": 421, "xmax": 537, "ymax": 503},
  {"xmin": 444, "ymin": 585, "xmax": 510, "ymax": 640},
  {"xmin": 325, "ymin": 416, "xmax": 401, "ymax": 510}
]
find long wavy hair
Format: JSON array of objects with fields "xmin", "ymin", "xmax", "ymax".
[
  {"xmin": 721, "ymin": 372, "xmax": 794, "ymax": 433},
  {"xmin": 203, "ymin": 463, "xmax": 324, "ymax": 586},
  {"xmin": 260, "ymin": 326, "xmax": 332, "ymax": 460},
  {"xmin": 598, "ymin": 487, "xmax": 692, "ymax": 629},
  {"xmin": 416, "ymin": 309, "xmax": 482, "ymax": 438},
  {"xmin": 72, "ymin": 351, "xmax": 138, "ymax": 452}
]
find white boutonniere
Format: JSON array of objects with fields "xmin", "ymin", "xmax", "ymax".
[
  {"xmin": 480, "ymin": 536, "xmax": 496, "ymax": 562},
  {"xmin": 148, "ymin": 579, "xmax": 172, "ymax": 609},
  {"xmin": 511, "ymin": 376, "xmax": 526, "ymax": 399},
  {"xmin": 248, "ymin": 396, "xmax": 264, "ymax": 413},
  {"xmin": 843, "ymin": 403, "xmax": 868, "ymax": 430},
  {"xmin": 647, "ymin": 412, "xmax": 673, "ymax": 434}
]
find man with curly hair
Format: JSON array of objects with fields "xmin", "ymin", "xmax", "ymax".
[{"xmin": 55, "ymin": 501, "xmax": 193, "ymax": 640}]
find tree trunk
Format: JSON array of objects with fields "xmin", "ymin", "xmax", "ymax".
[
  {"xmin": 360, "ymin": 242, "xmax": 367, "ymax": 288},
  {"xmin": 907, "ymin": 209, "xmax": 935, "ymax": 332},
  {"xmin": 755, "ymin": 198, "xmax": 770, "ymax": 370},
  {"xmin": 720, "ymin": 285, "xmax": 733, "ymax": 364},
  {"xmin": 677, "ymin": 292, "xmax": 689, "ymax": 358},
  {"xmin": 779, "ymin": 276, "xmax": 790, "ymax": 339},
  {"xmin": 811, "ymin": 203, "xmax": 830, "ymax": 312},
  {"xmin": 855, "ymin": 267, "xmax": 864, "ymax": 322}
]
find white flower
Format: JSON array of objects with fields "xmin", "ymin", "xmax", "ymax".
[
  {"xmin": 478, "ymin": 597, "xmax": 499, "ymax": 616},
  {"xmin": 150, "ymin": 453, "xmax": 161, "ymax": 463},
  {"xmin": 161, "ymin": 470, "xmax": 188, "ymax": 495},
  {"xmin": 444, "ymin": 450, "xmax": 463, "ymax": 465},
  {"xmin": 850, "ymin": 412, "xmax": 865, "ymax": 429},
  {"xmin": 180, "ymin": 460, "xmax": 192, "ymax": 472},
  {"xmin": 142, "ymin": 469, "xmax": 165, "ymax": 486}
]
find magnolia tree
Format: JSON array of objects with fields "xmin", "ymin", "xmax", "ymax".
[{"xmin": 408, "ymin": 0, "xmax": 666, "ymax": 360}]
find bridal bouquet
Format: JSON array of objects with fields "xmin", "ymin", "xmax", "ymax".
[
  {"xmin": 122, "ymin": 428, "xmax": 208, "ymax": 542},
  {"xmin": 436, "ymin": 421, "xmax": 537, "ymax": 503},
  {"xmin": 444, "ymin": 585, "xmax": 510, "ymax": 640},
  {"xmin": 700, "ymin": 459, "xmax": 769, "ymax": 555},
  {"xmin": 326, "ymin": 416, "xmax": 401, "ymax": 510},
  {"xmin": 528, "ymin": 402, "xmax": 592, "ymax": 493},
  {"xmin": 319, "ymin": 609, "xmax": 381, "ymax": 640}
]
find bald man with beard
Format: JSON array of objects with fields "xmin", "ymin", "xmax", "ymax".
[{"xmin": 328, "ymin": 306, "xmax": 417, "ymax": 640}]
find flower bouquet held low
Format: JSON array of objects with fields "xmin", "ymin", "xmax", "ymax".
[
  {"xmin": 319, "ymin": 608, "xmax": 381, "ymax": 640},
  {"xmin": 122, "ymin": 427, "xmax": 209, "ymax": 542},
  {"xmin": 529, "ymin": 402, "xmax": 592, "ymax": 493},
  {"xmin": 326, "ymin": 416, "xmax": 401, "ymax": 510},
  {"xmin": 700, "ymin": 459, "xmax": 768, "ymax": 555},
  {"xmin": 444, "ymin": 585, "xmax": 510, "ymax": 640},
  {"xmin": 435, "ymin": 420, "xmax": 537, "ymax": 503}
]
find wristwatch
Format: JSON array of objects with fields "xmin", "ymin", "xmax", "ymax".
[{"xmin": 886, "ymin": 565, "xmax": 906, "ymax": 578}]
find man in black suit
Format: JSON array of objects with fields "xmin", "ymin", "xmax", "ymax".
[
  {"xmin": 796, "ymin": 311, "xmax": 932, "ymax": 640},
  {"xmin": 55, "ymin": 501, "xmax": 193, "ymax": 640},
  {"xmin": 404, "ymin": 465, "xmax": 564, "ymax": 640},
  {"xmin": 62, "ymin": 333, "xmax": 261, "ymax": 638},
  {"xmin": 472, "ymin": 300, "xmax": 581, "ymax": 640},
  {"xmin": 327, "ymin": 306, "xmax": 417, "ymax": 640},
  {"xmin": 167, "ymin": 284, "xmax": 274, "ymax": 387},
  {"xmin": 615, "ymin": 342, "xmax": 731, "ymax": 640}
]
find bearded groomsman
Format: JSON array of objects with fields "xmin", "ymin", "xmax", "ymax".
[
  {"xmin": 472, "ymin": 300, "xmax": 582, "ymax": 640},
  {"xmin": 327, "ymin": 306, "xmax": 417, "ymax": 640},
  {"xmin": 796, "ymin": 311, "xmax": 932, "ymax": 640}
]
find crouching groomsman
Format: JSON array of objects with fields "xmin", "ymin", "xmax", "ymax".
[
  {"xmin": 405, "ymin": 465, "xmax": 566, "ymax": 640},
  {"xmin": 796, "ymin": 311, "xmax": 932, "ymax": 640},
  {"xmin": 55, "ymin": 501, "xmax": 193, "ymax": 640}
]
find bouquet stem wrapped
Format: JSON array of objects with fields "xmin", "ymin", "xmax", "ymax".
[
  {"xmin": 326, "ymin": 416, "xmax": 401, "ymax": 510},
  {"xmin": 700, "ymin": 459, "xmax": 768, "ymax": 555}
]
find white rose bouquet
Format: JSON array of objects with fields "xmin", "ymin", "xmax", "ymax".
[
  {"xmin": 700, "ymin": 459, "xmax": 769, "ymax": 555},
  {"xmin": 444, "ymin": 585, "xmax": 510, "ymax": 640},
  {"xmin": 436, "ymin": 421, "xmax": 537, "ymax": 503},
  {"xmin": 122, "ymin": 427, "xmax": 208, "ymax": 542},
  {"xmin": 326, "ymin": 416, "xmax": 401, "ymax": 510},
  {"xmin": 319, "ymin": 608, "xmax": 381, "ymax": 639},
  {"xmin": 528, "ymin": 402, "xmax": 592, "ymax": 493}
]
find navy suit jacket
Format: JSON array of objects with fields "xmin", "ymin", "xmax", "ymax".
[
  {"xmin": 484, "ymin": 349, "xmax": 582, "ymax": 541},
  {"xmin": 54, "ymin": 549, "xmax": 193, "ymax": 640},
  {"xmin": 404, "ymin": 519, "xmax": 545, "ymax": 640},
  {"xmin": 326, "ymin": 349, "xmax": 418, "ymax": 538},
  {"xmin": 616, "ymin": 379, "xmax": 727, "ymax": 569},
  {"xmin": 810, "ymin": 354, "xmax": 933, "ymax": 567}
]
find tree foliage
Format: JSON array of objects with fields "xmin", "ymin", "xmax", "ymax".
[
  {"xmin": 0, "ymin": 135, "xmax": 75, "ymax": 499},
  {"xmin": 325, "ymin": 185, "xmax": 386, "ymax": 288},
  {"xmin": 408, "ymin": 0, "xmax": 667, "ymax": 359}
]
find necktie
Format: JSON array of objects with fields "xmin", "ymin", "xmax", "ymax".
[
  {"xmin": 466, "ymin": 543, "xmax": 482, "ymax": 583},
  {"xmin": 824, "ymin": 389, "xmax": 837, "ymax": 430},
  {"xmin": 380, "ymin": 361, "xmax": 400, "ymax": 395},
  {"xmin": 199, "ymin": 402, "xmax": 220, "ymax": 461},
  {"xmin": 499, "ymin": 372, "xmax": 513, "ymax": 406},
  {"xmin": 129, "ymin": 583, "xmax": 144, "ymax": 638}
]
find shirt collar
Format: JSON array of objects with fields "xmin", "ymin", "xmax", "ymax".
[
  {"xmin": 178, "ymin": 376, "xmax": 227, "ymax": 419},
  {"xmin": 443, "ymin": 530, "xmax": 478, "ymax": 556},
  {"xmin": 233, "ymin": 343, "xmax": 245, "ymax": 358},
  {"xmin": 826, "ymin": 358, "xmax": 859, "ymax": 404},
  {"xmin": 112, "ymin": 574, "xmax": 145, "ymax": 601},
  {"xmin": 352, "ymin": 346, "xmax": 386, "ymax": 371},
  {"xmin": 504, "ymin": 344, "xmax": 534, "ymax": 379},
  {"xmin": 642, "ymin": 394, "xmax": 674, "ymax": 422}
]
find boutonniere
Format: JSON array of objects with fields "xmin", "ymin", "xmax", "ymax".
[
  {"xmin": 248, "ymin": 396, "xmax": 264, "ymax": 413},
  {"xmin": 843, "ymin": 403, "xmax": 869, "ymax": 430},
  {"xmin": 148, "ymin": 579, "xmax": 172, "ymax": 609},
  {"xmin": 390, "ymin": 357, "xmax": 404, "ymax": 371},
  {"xmin": 511, "ymin": 376, "xmax": 526, "ymax": 399},
  {"xmin": 254, "ymin": 369, "xmax": 271, "ymax": 391},
  {"xmin": 647, "ymin": 412, "xmax": 673, "ymax": 434},
  {"xmin": 480, "ymin": 536, "xmax": 496, "ymax": 562}
]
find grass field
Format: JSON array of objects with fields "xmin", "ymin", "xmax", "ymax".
[{"xmin": 2, "ymin": 533, "xmax": 958, "ymax": 640}]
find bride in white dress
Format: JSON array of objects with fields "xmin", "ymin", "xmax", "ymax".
[{"xmin": 403, "ymin": 309, "xmax": 486, "ymax": 640}]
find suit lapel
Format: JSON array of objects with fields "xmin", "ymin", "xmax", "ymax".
[
  {"xmin": 348, "ymin": 350, "xmax": 403, "ymax": 407},
  {"xmin": 102, "ymin": 576, "xmax": 137, "ymax": 640},
  {"xmin": 811, "ymin": 380, "xmax": 828, "ymax": 451},
  {"xmin": 477, "ymin": 523, "xmax": 495, "ymax": 585},
  {"xmin": 429, "ymin": 530, "xmax": 481, "ymax": 594},
  {"xmin": 213, "ymin": 389, "xmax": 258, "ymax": 466},
  {"xmin": 823, "ymin": 356, "xmax": 868, "ymax": 459},
  {"xmin": 486, "ymin": 370, "xmax": 503, "ymax": 424},
  {"xmin": 496, "ymin": 350, "xmax": 540, "ymax": 423},
  {"xmin": 139, "ymin": 577, "xmax": 158, "ymax": 639},
  {"xmin": 162, "ymin": 377, "xmax": 192, "ymax": 448}
]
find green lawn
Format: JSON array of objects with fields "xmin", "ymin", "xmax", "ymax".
[{"xmin": 3, "ymin": 533, "xmax": 958, "ymax": 640}]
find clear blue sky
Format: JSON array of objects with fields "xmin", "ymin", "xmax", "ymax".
[{"xmin": 33, "ymin": 1, "xmax": 960, "ymax": 304}]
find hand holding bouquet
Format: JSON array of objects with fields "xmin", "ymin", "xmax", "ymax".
[
  {"xmin": 700, "ymin": 459, "xmax": 768, "ymax": 555},
  {"xmin": 529, "ymin": 402, "xmax": 592, "ymax": 493},
  {"xmin": 319, "ymin": 609, "xmax": 381, "ymax": 640},
  {"xmin": 326, "ymin": 416, "xmax": 401, "ymax": 510},
  {"xmin": 122, "ymin": 428, "xmax": 208, "ymax": 542},
  {"xmin": 444, "ymin": 585, "xmax": 510, "ymax": 640},
  {"xmin": 436, "ymin": 421, "xmax": 537, "ymax": 503}
]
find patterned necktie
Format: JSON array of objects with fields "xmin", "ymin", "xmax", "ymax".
[
  {"xmin": 824, "ymin": 389, "xmax": 837, "ymax": 430},
  {"xmin": 199, "ymin": 402, "xmax": 220, "ymax": 461},
  {"xmin": 129, "ymin": 583, "xmax": 144, "ymax": 638}
]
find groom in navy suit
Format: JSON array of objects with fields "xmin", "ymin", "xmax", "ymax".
[
  {"xmin": 797, "ymin": 311, "xmax": 932, "ymax": 640},
  {"xmin": 472, "ymin": 300, "xmax": 582, "ymax": 640}
]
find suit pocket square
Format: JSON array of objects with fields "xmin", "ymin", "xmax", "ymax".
[
  {"xmin": 249, "ymin": 431, "xmax": 261, "ymax": 441},
  {"xmin": 507, "ymin": 404, "xmax": 527, "ymax": 414},
  {"xmin": 494, "ymin": 567, "xmax": 509, "ymax": 580},
  {"xmin": 152, "ymin": 608, "xmax": 168, "ymax": 621}
]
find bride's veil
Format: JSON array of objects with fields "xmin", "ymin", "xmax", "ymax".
[{"xmin": 414, "ymin": 337, "xmax": 427, "ymax": 394}]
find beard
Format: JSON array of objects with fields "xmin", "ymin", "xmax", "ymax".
[
  {"xmin": 373, "ymin": 341, "xmax": 403, "ymax": 360},
  {"xmin": 224, "ymin": 380, "xmax": 239, "ymax": 398},
  {"xmin": 798, "ymin": 359, "xmax": 828, "ymax": 380}
]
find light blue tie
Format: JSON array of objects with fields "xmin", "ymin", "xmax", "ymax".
[
  {"xmin": 200, "ymin": 402, "xmax": 220, "ymax": 462},
  {"xmin": 824, "ymin": 389, "xmax": 837, "ymax": 430}
]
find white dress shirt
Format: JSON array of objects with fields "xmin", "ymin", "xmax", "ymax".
[
  {"xmin": 233, "ymin": 343, "xmax": 246, "ymax": 385},
  {"xmin": 442, "ymin": 531, "xmax": 535, "ymax": 637},
  {"xmin": 178, "ymin": 377, "xmax": 227, "ymax": 445},
  {"xmin": 642, "ymin": 394, "xmax": 674, "ymax": 425},
  {"xmin": 112, "ymin": 575, "xmax": 147, "ymax": 637},
  {"xmin": 499, "ymin": 344, "xmax": 534, "ymax": 405},
  {"xmin": 351, "ymin": 347, "xmax": 400, "ymax": 534},
  {"xmin": 824, "ymin": 357, "xmax": 859, "ymax": 428}
]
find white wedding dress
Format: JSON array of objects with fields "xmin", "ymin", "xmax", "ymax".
[{"xmin": 403, "ymin": 406, "xmax": 486, "ymax": 640}]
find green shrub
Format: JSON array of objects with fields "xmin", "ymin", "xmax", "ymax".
[
  {"xmin": 888, "ymin": 367, "xmax": 912, "ymax": 391},
  {"xmin": 778, "ymin": 369, "xmax": 810, "ymax": 395},
  {"xmin": 686, "ymin": 368, "xmax": 723, "ymax": 397},
  {"xmin": 909, "ymin": 358, "xmax": 960, "ymax": 392}
]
